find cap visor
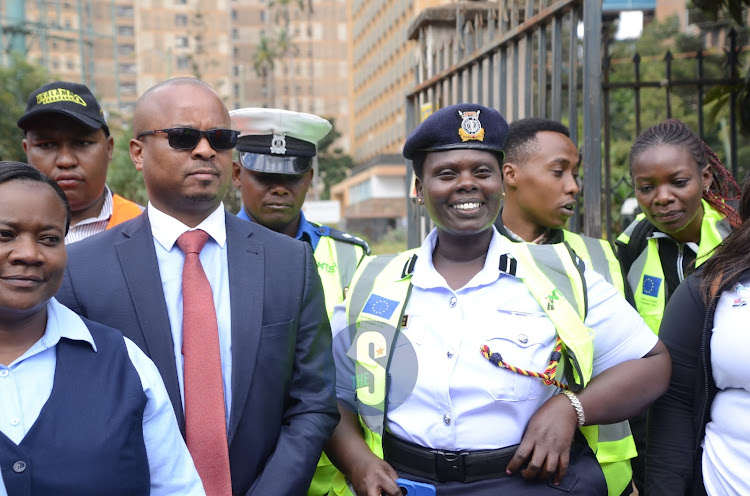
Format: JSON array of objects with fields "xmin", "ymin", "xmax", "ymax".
[{"xmin": 239, "ymin": 153, "xmax": 312, "ymax": 174}]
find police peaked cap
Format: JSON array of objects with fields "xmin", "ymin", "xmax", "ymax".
[
  {"xmin": 402, "ymin": 103, "xmax": 509, "ymax": 160},
  {"xmin": 230, "ymin": 107, "xmax": 332, "ymax": 175}
]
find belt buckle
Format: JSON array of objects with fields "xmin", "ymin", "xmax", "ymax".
[{"xmin": 435, "ymin": 450, "xmax": 466, "ymax": 483}]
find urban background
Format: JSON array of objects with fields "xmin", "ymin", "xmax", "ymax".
[{"xmin": 1, "ymin": 0, "xmax": 748, "ymax": 252}]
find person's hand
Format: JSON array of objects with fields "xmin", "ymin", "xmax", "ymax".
[
  {"xmin": 505, "ymin": 393, "xmax": 579, "ymax": 485},
  {"xmin": 348, "ymin": 450, "xmax": 403, "ymax": 496}
]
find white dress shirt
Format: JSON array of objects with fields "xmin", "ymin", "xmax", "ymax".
[
  {"xmin": 147, "ymin": 202, "xmax": 233, "ymax": 425},
  {"xmin": 332, "ymin": 227, "xmax": 658, "ymax": 451},
  {"xmin": 0, "ymin": 299, "xmax": 205, "ymax": 495}
]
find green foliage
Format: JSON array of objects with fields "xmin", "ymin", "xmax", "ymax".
[
  {"xmin": 691, "ymin": 0, "xmax": 750, "ymax": 26},
  {"xmin": 605, "ymin": 14, "xmax": 750, "ymax": 231},
  {"xmin": 0, "ymin": 53, "xmax": 49, "ymax": 162},
  {"xmin": 105, "ymin": 122, "xmax": 149, "ymax": 206},
  {"xmin": 317, "ymin": 117, "xmax": 355, "ymax": 200}
]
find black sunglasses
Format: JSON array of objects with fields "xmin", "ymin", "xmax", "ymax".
[{"xmin": 137, "ymin": 127, "xmax": 239, "ymax": 151}]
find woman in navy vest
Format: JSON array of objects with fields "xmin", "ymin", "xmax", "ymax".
[{"xmin": 0, "ymin": 161, "xmax": 205, "ymax": 496}]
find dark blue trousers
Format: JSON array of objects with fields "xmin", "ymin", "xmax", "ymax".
[{"xmin": 394, "ymin": 441, "xmax": 607, "ymax": 496}]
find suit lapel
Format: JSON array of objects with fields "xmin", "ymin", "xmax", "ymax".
[
  {"xmin": 116, "ymin": 213, "xmax": 185, "ymax": 430},
  {"xmin": 225, "ymin": 213, "xmax": 264, "ymax": 444}
]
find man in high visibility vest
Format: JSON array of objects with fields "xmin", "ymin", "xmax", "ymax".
[
  {"xmin": 230, "ymin": 107, "xmax": 369, "ymax": 496},
  {"xmin": 495, "ymin": 117, "xmax": 634, "ymax": 495},
  {"xmin": 18, "ymin": 81, "xmax": 143, "ymax": 243}
]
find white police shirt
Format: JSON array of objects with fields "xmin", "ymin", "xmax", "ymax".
[
  {"xmin": 702, "ymin": 276, "xmax": 750, "ymax": 496},
  {"xmin": 332, "ymin": 227, "xmax": 657, "ymax": 451}
]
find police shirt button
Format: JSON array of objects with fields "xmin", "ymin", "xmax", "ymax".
[
  {"xmin": 447, "ymin": 350, "xmax": 454, "ymax": 358},
  {"xmin": 518, "ymin": 334, "xmax": 529, "ymax": 344},
  {"xmin": 13, "ymin": 461, "xmax": 26, "ymax": 473},
  {"xmin": 0, "ymin": 369, "xmax": 8, "ymax": 378},
  {"xmin": 9, "ymin": 418, "xmax": 19, "ymax": 426},
  {"xmin": 443, "ymin": 414, "xmax": 451, "ymax": 425},
  {"xmin": 449, "ymin": 296, "xmax": 457, "ymax": 307}
]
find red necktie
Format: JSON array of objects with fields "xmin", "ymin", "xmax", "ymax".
[{"xmin": 177, "ymin": 229, "xmax": 232, "ymax": 496}]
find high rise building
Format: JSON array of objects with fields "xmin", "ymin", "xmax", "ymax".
[{"xmin": 1, "ymin": 0, "xmax": 348, "ymax": 140}]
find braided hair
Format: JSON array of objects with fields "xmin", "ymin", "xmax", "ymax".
[
  {"xmin": 701, "ymin": 176, "xmax": 750, "ymax": 303},
  {"xmin": 628, "ymin": 118, "xmax": 741, "ymax": 228}
]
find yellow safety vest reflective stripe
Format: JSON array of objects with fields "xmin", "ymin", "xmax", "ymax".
[
  {"xmin": 563, "ymin": 231, "xmax": 626, "ymax": 297},
  {"xmin": 332, "ymin": 241, "xmax": 618, "ymax": 495},
  {"xmin": 312, "ymin": 236, "xmax": 369, "ymax": 320},
  {"xmin": 617, "ymin": 200, "xmax": 731, "ymax": 334},
  {"xmin": 308, "ymin": 235, "xmax": 368, "ymax": 496},
  {"xmin": 559, "ymin": 231, "xmax": 635, "ymax": 493}
]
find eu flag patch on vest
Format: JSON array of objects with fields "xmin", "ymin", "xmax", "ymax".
[
  {"xmin": 362, "ymin": 294, "xmax": 399, "ymax": 319},
  {"xmin": 642, "ymin": 275, "xmax": 662, "ymax": 297}
]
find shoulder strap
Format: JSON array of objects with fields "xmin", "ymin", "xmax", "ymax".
[{"xmin": 315, "ymin": 223, "xmax": 371, "ymax": 254}]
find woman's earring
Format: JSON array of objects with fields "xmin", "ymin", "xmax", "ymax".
[{"xmin": 417, "ymin": 197, "xmax": 424, "ymax": 205}]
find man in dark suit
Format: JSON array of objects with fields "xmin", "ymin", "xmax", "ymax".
[{"xmin": 55, "ymin": 77, "xmax": 339, "ymax": 496}]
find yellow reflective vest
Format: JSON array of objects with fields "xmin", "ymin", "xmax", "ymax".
[
  {"xmin": 539, "ymin": 231, "xmax": 634, "ymax": 495},
  {"xmin": 617, "ymin": 200, "xmax": 731, "ymax": 334},
  {"xmin": 331, "ymin": 241, "xmax": 618, "ymax": 495},
  {"xmin": 308, "ymin": 230, "xmax": 369, "ymax": 496}
]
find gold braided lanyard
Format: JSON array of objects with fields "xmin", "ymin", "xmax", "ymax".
[{"xmin": 480, "ymin": 336, "xmax": 569, "ymax": 390}]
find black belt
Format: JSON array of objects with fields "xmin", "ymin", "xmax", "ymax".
[{"xmin": 383, "ymin": 432, "xmax": 519, "ymax": 483}]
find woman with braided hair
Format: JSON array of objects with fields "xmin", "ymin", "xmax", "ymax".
[
  {"xmin": 616, "ymin": 118, "xmax": 740, "ymax": 336},
  {"xmin": 647, "ymin": 175, "xmax": 750, "ymax": 495},
  {"xmin": 616, "ymin": 120, "xmax": 739, "ymax": 494}
]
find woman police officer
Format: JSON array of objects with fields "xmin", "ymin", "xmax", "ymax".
[{"xmin": 324, "ymin": 104, "xmax": 670, "ymax": 496}]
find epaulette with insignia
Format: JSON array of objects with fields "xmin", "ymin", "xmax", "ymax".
[{"xmin": 314, "ymin": 224, "xmax": 371, "ymax": 254}]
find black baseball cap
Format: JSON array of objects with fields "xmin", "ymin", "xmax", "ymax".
[{"xmin": 17, "ymin": 81, "xmax": 109, "ymax": 133}]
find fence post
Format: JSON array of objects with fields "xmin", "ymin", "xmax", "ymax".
[{"xmin": 582, "ymin": 0, "xmax": 602, "ymax": 238}]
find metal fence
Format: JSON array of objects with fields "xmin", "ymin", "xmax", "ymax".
[
  {"xmin": 405, "ymin": 0, "xmax": 603, "ymax": 248},
  {"xmin": 602, "ymin": 29, "xmax": 746, "ymax": 240}
]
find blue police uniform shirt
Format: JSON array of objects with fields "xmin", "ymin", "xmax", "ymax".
[
  {"xmin": 237, "ymin": 207, "xmax": 322, "ymax": 251},
  {"xmin": 331, "ymin": 227, "xmax": 658, "ymax": 451},
  {"xmin": 148, "ymin": 202, "xmax": 233, "ymax": 426},
  {"xmin": 0, "ymin": 298, "xmax": 205, "ymax": 495}
]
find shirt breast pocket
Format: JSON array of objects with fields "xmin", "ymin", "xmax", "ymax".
[{"xmin": 483, "ymin": 312, "xmax": 557, "ymax": 402}]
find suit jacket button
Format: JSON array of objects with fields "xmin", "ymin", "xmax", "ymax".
[{"xmin": 13, "ymin": 461, "xmax": 26, "ymax": 473}]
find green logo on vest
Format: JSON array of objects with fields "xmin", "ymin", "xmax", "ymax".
[
  {"xmin": 317, "ymin": 261, "xmax": 337, "ymax": 273},
  {"xmin": 545, "ymin": 288, "xmax": 562, "ymax": 310}
]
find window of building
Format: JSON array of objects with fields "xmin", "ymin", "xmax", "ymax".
[
  {"xmin": 119, "ymin": 63, "xmax": 137, "ymax": 74},
  {"xmin": 67, "ymin": 61, "xmax": 75, "ymax": 70},
  {"xmin": 177, "ymin": 56, "xmax": 191, "ymax": 70},
  {"xmin": 232, "ymin": 28, "xmax": 239, "ymax": 39},
  {"xmin": 116, "ymin": 5, "xmax": 134, "ymax": 16},
  {"xmin": 175, "ymin": 0, "xmax": 187, "ymax": 4},
  {"xmin": 121, "ymin": 82, "xmax": 137, "ymax": 95},
  {"xmin": 232, "ymin": 9, "xmax": 238, "ymax": 20},
  {"xmin": 176, "ymin": 36, "xmax": 189, "ymax": 48},
  {"xmin": 175, "ymin": 14, "xmax": 188, "ymax": 27},
  {"xmin": 117, "ymin": 25, "xmax": 134, "ymax": 37},
  {"xmin": 118, "ymin": 44, "xmax": 135, "ymax": 56}
]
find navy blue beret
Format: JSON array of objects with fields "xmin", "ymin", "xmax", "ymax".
[{"xmin": 402, "ymin": 103, "xmax": 509, "ymax": 160}]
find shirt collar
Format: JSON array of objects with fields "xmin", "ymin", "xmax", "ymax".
[
  {"xmin": 237, "ymin": 206, "xmax": 318, "ymax": 246},
  {"xmin": 69, "ymin": 185, "xmax": 113, "ymax": 228},
  {"xmin": 11, "ymin": 299, "xmax": 97, "ymax": 367},
  {"xmin": 295, "ymin": 211, "xmax": 318, "ymax": 244},
  {"xmin": 148, "ymin": 202, "xmax": 227, "ymax": 251},
  {"xmin": 411, "ymin": 227, "xmax": 514, "ymax": 289}
]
